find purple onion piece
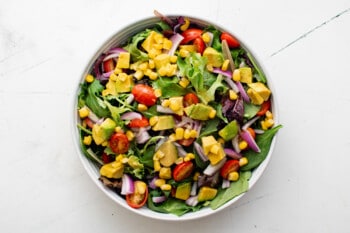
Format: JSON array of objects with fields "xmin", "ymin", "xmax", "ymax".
[
  {"xmin": 236, "ymin": 81, "xmax": 250, "ymax": 103},
  {"xmin": 121, "ymin": 174, "xmax": 134, "ymax": 195},
  {"xmin": 168, "ymin": 33, "xmax": 184, "ymax": 56},
  {"xmin": 152, "ymin": 196, "xmax": 167, "ymax": 204},
  {"xmin": 194, "ymin": 142, "xmax": 208, "ymax": 162},
  {"xmin": 240, "ymin": 130, "xmax": 261, "ymax": 153},
  {"xmin": 224, "ymin": 148, "xmax": 243, "ymax": 159},
  {"xmin": 121, "ymin": 112, "xmax": 142, "ymax": 120},
  {"xmin": 203, "ymin": 157, "xmax": 227, "ymax": 176},
  {"xmin": 185, "ymin": 196, "xmax": 199, "ymax": 207},
  {"xmin": 222, "ymin": 179, "xmax": 231, "ymax": 189}
]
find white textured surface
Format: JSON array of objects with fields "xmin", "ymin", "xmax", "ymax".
[{"xmin": 1, "ymin": 0, "xmax": 350, "ymax": 232}]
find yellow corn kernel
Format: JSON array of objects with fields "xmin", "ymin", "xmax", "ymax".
[
  {"xmin": 85, "ymin": 74, "xmax": 94, "ymax": 83},
  {"xmin": 210, "ymin": 144, "xmax": 220, "ymax": 154},
  {"xmin": 115, "ymin": 126, "xmax": 123, "ymax": 133},
  {"xmin": 185, "ymin": 153, "xmax": 195, "ymax": 161},
  {"xmin": 175, "ymin": 128, "xmax": 185, "ymax": 140},
  {"xmin": 162, "ymin": 39, "xmax": 173, "ymax": 50},
  {"xmin": 154, "ymin": 178, "xmax": 166, "ymax": 187},
  {"xmin": 201, "ymin": 32, "xmax": 211, "ymax": 43},
  {"xmin": 206, "ymin": 64, "xmax": 213, "ymax": 72},
  {"xmin": 265, "ymin": 110, "xmax": 273, "ymax": 119},
  {"xmin": 217, "ymin": 138, "xmax": 225, "ymax": 145},
  {"xmin": 160, "ymin": 184, "xmax": 172, "ymax": 191},
  {"xmin": 78, "ymin": 107, "xmax": 89, "ymax": 118},
  {"xmin": 118, "ymin": 72, "xmax": 128, "ymax": 82},
  {"xmin": 229, "ymin": 90, "xmax": 238, "ymax": 100},
  {"xmin": 148, "ymin": 59, "xmax": 155, "ymax": 69},
  {"xmin": 190, "ymin": 129, "xmax": 198, "ymax": 138},
  {"xmin": 137, "ymin": 103, "xmax": 148, "ymax": 112},
  {"xmin": 193, "ymin": 172, "xmax": 200, "ymax": 181},
  {"xmin": 101, "ymin": 141, "xmax": 108, "ymax": 147},
  {"xmin": 209, "ymin": 109, "xmax": 217, "ymax": 119},
  {"xmin": 144, "ymin": 68, "xmax": 153, "ymax": 77},
  {"xmin": 169, "ymin": 100, "xmax": 181, "ymax": 112},
  {"xmin": 158, "ymin": 67, "xmax": 168, "ymax": 77},
  {"xmin": 232, "ymin": 69, "xmax": 241, "ymax": 81},
  {"xmin": 265, "ymin": 118, "xmax": 274, "ymax": 128},
  {"xmin": 148, "ymin": 48, "xmax": 160, "ymax": 59},
  {"xmin": 239, "ymin": 140, "xmax": 248, "ymax": 150},
  {"xmin": 175, "ymin": 157, "xmax": 184, "ymax": 164},
  {"xmin": 167, "ymin": 64, "xmax": 177, "ymax": 76},
  {"xmin": 180, "ymin": 17, "xmax": 190, "ymax": 31},
  {"xmin": 159, "ymin": 167, "xmax": 172, "ymax": 179},
  {"xmin": 125, "ymin": 130, "xmax": 135, "ymax": 141},
  {"xmin": 170, "ymin": 55, "xmax": 178, "ymax": 63},
  {"xmin": 114, "ymin": 67, "xmax": 123, "ymax": 74},
  {"xmin": 261, "ymin": 120, "xmax": 268, "ymax": 130},
  {"xmin": 183, "ymin": 128, "xmax": 191, "ymax": 139},
  {"xmin": 149, "ymin": 116, "xmax": 158, "ymax": 126},
  {"xmin": 135, "ymin": 181, "xmax": 147, "ymax": 194},
  {"xmin": 154, "ymin": 89, "xmax": 162, "ymax": 97},
  {"xmin": 115, "ymin": 154, "xmax": 125, "ymax": 162},
  {"xmin": 154, "ymin": 160, "xmax": 161, "ymax": 171},
  {"xmin": 149, "ymin": 71, "xmax": 158, "ymax": 80},
  {"xmin": 134, "ymin": 70, "xmax": 144, "ymax": 80},
  {"xmin": 130, "ymin": 62, "xmax": 139, "ymax": 71},
  {"xmin": 179, "ymin": 77, "xmax": 190, "ymax": 88},
  {"xmin": 138, "ymin": 62, "xmax": 148, "ymax": 71},
  {"xmin": 179, "ymin": 49, "xmax": 190, "ymax": 57},
  {"xmin": 161, "ymin": 99, "xmax": 170, "ymax": 107},
  {"xmin": 239, "ymin": 157, "xmax": 248, "ymax": 167},
  {"xmin": 221, "ymin": 59, "xmax": 230, "ymax": 71},
  {"xmin": 168, "ymin": 133, "xmax": 177, "ymax": 142},
  {"xmin": 83, "ymin": 135, "xmax": 92, "ymax": 145},
  {"xmin": 228, "ymin": 171, "xmax": 240, "ymax": 181}
]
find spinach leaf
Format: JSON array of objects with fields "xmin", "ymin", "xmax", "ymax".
[
  {"xmin": 139, "ymin": 145, "xmax": 156, "ymax": 169},
  {"xmin": 210, "ymin": 171, "xmax": 251, "ymax": 210},
  {"xmin": 247, "ymin": 52, "xmax": 267, "ymax": 83},
  {"xmin": 241, "ymin": 124, "xmax": 283, "ymax": 171},
  {"xmin": 85, "ymin": 80, "xmax": 110, "ymax": 118},
  {"xmin": 152, "ymin": 77, "xmax": 187, "ymax": 98},
  {"xmin": 243, "ymin": 102, "xmax": 261, "ymax": 119},
  {"xmin": 161, "ymin": 198, "xmax": 202, "ymax": 216},
  {"xmin": 199, "ymin": 118, "xmax": 220, "ymax": 138}
]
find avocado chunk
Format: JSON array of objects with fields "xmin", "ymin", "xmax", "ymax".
[
  {"xmin": 197, "ymin": 186, "xmax": 218, "ymax": 202},
  {"xmin": 184, "ymin": 103, "xmax": 214, "ymax": 121},
  {"xmin": 203, "ymin": 47, "xmax": 224, "ymax": 68},
  {"xmin": 175, "ymin": 182, "xmax": 191, "ymax": 200},
  {"xmin": 100, "ymin": 161, "xmax": 124, "ymax": 179},
  {"xmin": 92, "ymin": 118, "xmax": 116, "ymax": 145},
  {"xmin": 152, "ymin": 115, "xmax": 175, "ymax": 131},
  {"xmin": 201, "ymin": 136, "xmax": 226, "ymax": 165},
  {"xmin": 218, "ymin": 120, "xmax": 239, "ymax": 141},
  {"xmin": 157, "ymin": 141, "xmax": 178, "ymax": 167}
]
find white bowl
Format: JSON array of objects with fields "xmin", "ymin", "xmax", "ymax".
[{"xmin": 72, "ymin": 15, "xmax": 279, "ymax": 221}]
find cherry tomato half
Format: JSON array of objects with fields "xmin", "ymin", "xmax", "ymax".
[
  {"xmin": 131, "ymin": 84, "xmax": 157, "ymax": 107},
  {"xmin": 101, "ymin": 153, "xmax": 112, "ymax": 164},
  {"xmin": 126, "ymin": 181, "xmax": 149, "ymax": 209},
  {"xmin": 220, "ymin": 32, "xmax": 240, "ymax": 48},
  {"xmin": 103, "ymin": 59, "xmax": 115, "ymax": 73},
  {"xmin": 109, "ymin": 133, "xmax": 129, "ymax": 154},
  {"xmin": 173, "ymin": 161, "xmax": 194, "ymax": 182},
  {"xmin": 177, "ymin": 138, "xmax": 195, "ymax": 147},
  {"xmin": 220, "ymin": 160, "xmax": 240, "ymax": 179},
  {"xmin": 256, "ymin": 100, "xmax": 271, "ymax": 116},
  {"xmin": 183, "ymin": 93, "xmax": 199, "ymax": 107},
  {"xmin": 128, "ymin": 116, "xmax": 149, "ymax": 128},
  {"xmin": 247, "ymin": 127, "xmax": 256, "ymax": 139},
  {"xmin": 193, "ymin": 37, "xmax": 206, "ymax": 54},
  {"xmin": 181, "ymin": 28, "xmax": 203, "ymax": 44},
  {"xmin": 84, "ymin": 118, "xmax": 94, "ymax": 129}
]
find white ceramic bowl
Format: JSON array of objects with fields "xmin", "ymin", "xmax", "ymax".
[{"xmin": 72, "ymin": 15, "xmax": 279, "ymax": 221}]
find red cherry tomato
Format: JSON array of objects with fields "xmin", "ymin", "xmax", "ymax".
[
  {"xmin": 177, "ymin": 138, "xmax": 195, "ymax": 147},
  {"xmin": 173, "ymin": 161, "xmax": 194, "ymax": 182},
  {"xmin": 183, "ymin": 93, "xmax": 199, "ymax": 107},
  {"xmin": 84, "ymin": 118, "xmax": 94, "ymax": 129},
  {"xmin": 109, "ymin": 133, "xmax": 129, "ymax": 154},
  {"xmin": 126, "ymin": 181, "xmax": 149, "ymax": 209},
  {"xmin": 193, "ymin": 37, "xmax": 206, "ymax": 54},
  {"xmin": 247, "ymin": 127, "xmax": 256, "ymax": 139},
  {"xmin": 131, "ymin": 84, "xmax": 157, "ymax": 106},
  {"xmin": 128, "ymin": 116, "xmax": 149, "ymax": 128},
  {"xmin": 256, "ymin": 100, "xmax": 271, "ymax": 116},
  {"xmin": 181, "ymin": 28, "xmax": 203, "ymax": 44},
  {"xmin": 101, "ymin": 153, "xmax": 112, "ymax": 164},
  {"xmin": 220, "ymin": 32, "xmax": 240, "ymax": 48},
  {"xmin": 103, "ymin": 59, "xmax": 115, "ymax": 73},
  {"xmin": 220, "ymin": 160, "xmax": 240, "ymax": 179}
]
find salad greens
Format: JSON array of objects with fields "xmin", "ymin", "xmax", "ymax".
[{"xmin": 77, "ymin": 14, "xmax": 282, "ymax": 217}]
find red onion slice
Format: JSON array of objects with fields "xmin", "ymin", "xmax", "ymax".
[
  {"xmin": 185, "ymin": 196, "xmax": 199, "ymax": 207},
  {"xmin": 236, "ymin": 81, "xmax": 250, "ymax": 103},
  {"xmin": 121, "ymin": 174, "xmax": 134, "ymax": 195},
  {"xmin": 240, "ymin": 130, "xmax": 261, "ymax": 153},
  {"xmin": 222, "ymin": 179, "xmax": 231, "ymax": 189},
  {"xmin": 203, "ymin": 157, "xmax": 227, "ymax": 176},
  {"xmin": 121, "ymin": 112, "xmax": 142, "ymax": 120},
  {"xmin": 224, "ymin": 148, "xmax": 243, "ymax": 159},
  {"xmin": 152, "ymin": 196, "xmax": 167, "ymax": 203},
  {"xmin": 242, "ymin": 116, "xmax": 260, "ymax": 131},
  {"xmin": 168, "ymin": 33, "xmax": 184, "ymax": 56},
  {"xmin": 194, "ymin": 142, "xmax": 208, "ymax": 162}
]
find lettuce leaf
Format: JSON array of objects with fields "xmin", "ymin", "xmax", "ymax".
[
  {"xmin": 124, "ymin": 30, "xmax": 150, "ymax": 62},
  {"xmin": 85, "ymin": 79, "xmax": 110, "ymax": 118}
]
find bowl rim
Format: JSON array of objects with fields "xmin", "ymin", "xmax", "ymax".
[{"xmin": 72, "ymin": 14, "xmax": 280, "ymax": 221}]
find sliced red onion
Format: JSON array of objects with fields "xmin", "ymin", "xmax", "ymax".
[
  {"xmin": 85, "ymin": 106, "xmax": 101, "ymax": 123},
  {"xmin": 224, "ymin": 76, "xmax": 239, "ymax": 93},
  {"xmin": 192, "ymin": 120, "xmax": 202, "ymax": 134},
  {"xmin": 135, "ymin": 127, "xmax": 151, "ymax": 144},
  {"xmin": 152, "ymin": 196, "xmax": 167, "ymax": 203},
  {"xmin": 108, "ymin": 47, "xmax": 127, "ymax": 55},
  {"xmin": 174, "ymin": 142, "xmax": 187, "ymax": 157},
  {"xmin": 102, "ymin": 70, "xmax": 113, "ymax": 78},
  {"xmin": 224, "ymin": 148, "xmax": 243, "ymax": 159},
  {"xmin": 236, "ymin": 81, "xmax": 250, "ymax": 103},
  {"xmin": 185, "ymin": 196, "xmax": 199, "ymax": 207},
  {"xmin": 254, "ymin": 129, "xmax": 265, "ymax": 134},
  {"xmin": 154, "ymin": 10, "xmax": 174, "ymax": 27},
  {"xmin": 242, "ymin": 116, "xmax": 260, "ymax": 131},
  {"xmin": 194, "ymin": 142, "xmax": 208, "ymax": 162},
  {"xmin": 222, "ymin": 179, "xmax": 231, "ymax": 189},
  {"xmin": 125, "ymin": 94, "xmax": 134, "ymax": 105},
  {"xmin": 148, "ymin": 176, "xmax": 158, "ymax": 189},
  {"xmin": 121, "ymin": 112, "xmax": 142, "ymax": 120},
  {"xmin": 103, "ymin": 53, "xmax": 119, "ymax": 62},
  {"xmin": 176, "ymin": 116, "xmax": 194, "ymax": 128},
  {"xmin": 232, "ymin": 135, "xmax": 241, "ymax": 153},
  {"xmin": 203, "ymin": 157, "xmax": 227, "ymax": 176},
  {"xmin": 168, "ymin": 33, "xmax": 184, "ymax": 56},
  {"xmin": 212, "ymin": 67, "xmax": 232, "ymax": 78},
  {"xmin": 240, "ymin": 130, "xmax": 261, "ymax": 153},
  {"xmin": 156, "ymin": 105, "xmax": 175, "ymax": 114},
  {"xmin": 190, "ymin": 181, "xmax": 198, "ymax": 196},
  {"xmin": 121, "ymin": 174, "xmax": 134, "ymax": 195}
]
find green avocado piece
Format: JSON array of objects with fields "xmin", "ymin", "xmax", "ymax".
[
  {"xmin": 203, "ymin": 47, "xmax": 224, "ymax": 68},
  {"xmin": 175, "ymin": 182, "xmax": 191, "ymax": 200},
  {"xmin": 218, "ymin": 120, "xmax": 239, "ymax": 141},
  {"xmin": 158, "ymin": 141, "xmax": 178, "ymax": 167},
  {"xmin": 184, "ymin": 103, "xmax": 213, "ymax": 121},
  {"xmin": 92, "ymin": 118, "xmax": 116, "ymax": 145},
  {"xmin": 197, "ymin": 186, "xmax": 218, "ymax": 202},
  {"xmin": 152, "ymin": 115, "xmax": 175, "ymax": 131}
]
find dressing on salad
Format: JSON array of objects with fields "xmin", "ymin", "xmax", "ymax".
[{"xmin": 77, "ymin": 12, "xmax": 282, "ymax": 216}]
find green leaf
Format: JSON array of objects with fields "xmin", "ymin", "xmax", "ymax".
[
  {"xmin": 85, "ymin": 80, "xmax": 110, "ymax": 118},
  {"xmin": 161, "ymin": 198, "xmax": 202, "ymax": 216},
  {"xmin": 152, "ymin": 77, "xmax": 187, "ymax": 98},
  {"xmin": 241, "ymin": 124, "xmax": 283, "ymax": 171},
  {"xmin": 124, "ymin": 29, "xmax": 150, "ymax": 62},
  {"xmin": 243, "ymin": 102, "xmax": 261, "ymax": 119},
  {"xmin": 210, "ymin": 171, "xmax": 251, "ymax": 210},
  {"xmin": 247, "ymin": 52, "xmax": 267, "ymax": 83},
  {"xmin": 199, "ymin": 118, "xmax": 220, "ymax": 138}
]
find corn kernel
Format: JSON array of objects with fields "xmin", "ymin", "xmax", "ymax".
[
  {"xmin": 201, "ymin": 32, "xmax": 211, "ymax": 43},
  {"xmin": 78, "ymin": 107, "xmax": 89, "ymax": 118},
  {"xmin": 148, "ymin": 48, "xmax": 160, "ymax": 59},
  {"xmin": 153, "ymin": 160, "xmax": 161, "ymax": 171},
  {"xmin": 149, "ymin": 71, "xmax": 158, "ymax": 80},
  {"xmin": 130, "ymin": 62, "xmax": 139, "ymax": 71},
  {"xmin": 206, "ymin": 64, "xmax": 213, "ymax": 72},
  {"xmin": 175, "ymin": 157, "xmax": 184, "ymax": 164},
  {"xmin": 179, "ymin": 49, "xmax": 190, "ymax": 57},
  {"xmin": 160, "ymin": 184, "xmax": 172, "ymax": 191},
  {"xmin": 162, "ymin": 39, "xmax": 173, "ymax": 50},
  {"xmin": 117, "ymin": 73, "xmax": 127, "ymax": 82},
  {"xmin": 134, "ymin": 70, "xmax": 144, "ymax": 80},
  {"xmin": 170, "ymin": 55, "xmax": 178, "ymax": 63},
  {"xmin": 179, "ymin": 77, "xmax": 190, "ymax": 88},
  {"xmin": 158, "ymin": 67, "xmax": 168, "ymax": 76},
  {"xmin": 154, "ymin": 33, "xmax": 164, "ymax": 44},
  {"xmin": 154, "ymin": 150, "xmax": 165, "ymax": 160},
  {"xmin": 169, "ymin": 100, "xmax": 181, "ymax": 112},
  {"xmin": 189, "ymin": 129, "xmax": 198, "ymax": 138},
  {"xmin": 193, "ymin": 172, "xmax": 200, "ymax": 181},
  {"xmin": 229, "ymin": 90, "xmax": 238, "ymax": 100},
  {"xmin": 115, "ymin": 126, "xmax": 123, "ymax": 133},
  {"xmin": 210, "ymin": 144, "xmax": 220, "ymax": 154},
  {"xmin": 232, "ymin": 69, "xmax": 241, "ymax": 81},
  {"xmin": 115, "ymin": 154, "xmax": 124, "ymax": 162},
  {"xmin": 239, "ymin": 157, "xmax": 249, "ymax": 167},
  {"xmin": 83, "ymin": 135, "xmax": 92, "ymax": 145},
  {"xmin": 221, "ymin": 59, "xmax": 230, "ymax": 71},
  {"xmin": 209, "ymin": 109, "xmax": 217, "ymax": 119},
  {"xmin": 228, "ymin": 171, "xmax": 239, "ymax": 181},
  {"xmin": 85, "ymin": 74, "xmax": 94, "ymax": 83},
  {"xmin": 184, "ymin": 156, "xmax": 191, "ymax": 162},
  {"xmin": 154, "ymin": 179, "xmax": 166, "ymax": 187},
  {"xmin": 239, "ymin": 140, "xmax": 248, "ymax": 150},
  {"xmin": 148, "ymin": 59, "xmax": 155, "ymax": 69},
  {"xmin": 126, "ymin": 130, "xmax": 135, "ymax": 141},
  {"xmin": 154, "ymin": 89, "xmax": 162, "ymax": 97},
  {"xmin": 180, "ymin": 17, "xmax": 190, "ymax": 31},
  {"xmin": 175, "ymin": 128, "xmax": 184, "ymax": 140},
  {"xmin": 114, "ymin": 67, "xmax": 123, "ymax": 74},
  {"xmin": 101, "ymin": 141, "xmax": 108, "ymax": 147},
  {"xmin": 261, "ymin": 120, "xmax": 268, "ymax": 130},
  {"xmin": 137, "ymin": 103, "xmax": 148, "ymax": 112},
  {"xmin": 159, "ymin": 167, "xmax": 172, "ymax": 179},
  {"xmin": 265, "ymin": 110, "xmax": 273, "ymax": 119},
  {"xmin": 138, "ymin": 62, "xmax": 148, "ymax": 71},
  {"xmin": 149, "ymin": 116, "xmax": 158, "ymax": 126},
  {"xmin": 186, "ymin": 153, "xmax": 195, "ymax": 159},
  {"xmin": 183, "ymin": 128, "xmax": 191, "ymax": 139},
  {"xmin": 265, "ymin": 118, "xmax": 274, "ymax": 128}
]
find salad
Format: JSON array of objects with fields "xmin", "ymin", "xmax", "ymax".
[{"xmin": 77, "ymin": 12, "xmax": 282, "ymax": 216}]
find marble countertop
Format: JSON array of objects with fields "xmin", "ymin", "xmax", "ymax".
[{"xmin": 1, "ymin": 0, "xmax": 350, "ymax": 232}]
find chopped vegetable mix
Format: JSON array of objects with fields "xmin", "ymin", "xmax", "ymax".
[{"xmin": 77, "ymin": 12, "xmax": 282, "ymax": 216}]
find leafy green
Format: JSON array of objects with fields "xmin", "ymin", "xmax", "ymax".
[
  {"xmin": 85, "ymin": 80, "xmax": 110, "ymax": 118},
  {"xmin": 123, "ymin": 30, "xmax": 150, "ymax": 62},
  {"xmin": 231, "ymin": 48, "xmax": 246, "ymax": 68},
  {"xmin": 247, "ymin": 52, "xmax": 267, "ymax": 83},
  {"xmin": 241, "ymin": 124, "xmax": 283, "ymax": 171},
  {"xmin": 210, "ymin": 171, "xmax": 251, "ymax": 209},
  {"xmin": 152, "ymin": 77, "xmax": 187, "ymax": 98},
  {"xmin": 199, "ymin": 118, "xmax": 220, "ymax": 138},
  {"xmin": 205, "ymin": 26, "xmax": 221, "ymax": 51},
  {"xmin": 139, "ymin": 145, "xmax": 156, "ymax": 169},
  {"xmin": 243, "ymin": 102, "xmax": 261, "ymax": 119},
  {"xmin": 161, "ymin": 198, "xmax": 202, "ymax": 216},
  {"xmin": 198, "ymin": 74, "xmax": 226, "ymax": 104}
]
